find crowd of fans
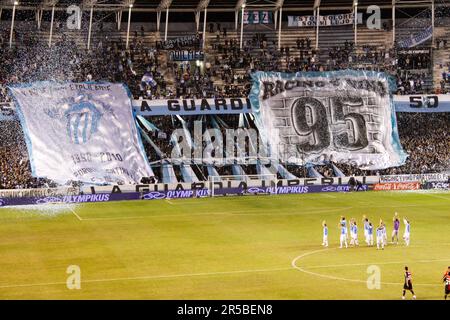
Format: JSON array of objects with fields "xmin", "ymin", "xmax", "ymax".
[
  {"xmin": 0, "ymin": 23, "xmax": 448, "ymax": 188},
  {"xmin": 337, "ymin": 113, "xmax": 450, "ymax": 177}
]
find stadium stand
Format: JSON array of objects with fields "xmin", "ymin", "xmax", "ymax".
[{"xmin": 0, "ymin": 0, "xmax": 448, "ymax": 188}]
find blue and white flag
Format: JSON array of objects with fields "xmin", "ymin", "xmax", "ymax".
[
  {"xmin": 141, "ymin": 73, "xmax": 157, "ymax": 88},
  {"xmin": 8, "ymin": 82, "xmax": 154, "ymax": 185}
]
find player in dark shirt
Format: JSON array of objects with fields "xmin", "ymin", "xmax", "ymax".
[
  {"xmin": 402, "ymin": 266, "xmax": 416, "ymax": 300},
  {"xmin": 391, "ymin": 212, "xmax": 400, "ymax": 244},
  {"xmin": 443, "ymin": 266, "xmax": 450, "ymax": 300}
]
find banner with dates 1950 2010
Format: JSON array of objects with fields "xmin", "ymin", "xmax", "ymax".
[
  {"xmin": 8, "ymin": 82, "xmax": 154, "ymax": 185},
  {"xmin": 249, "ymin": 70, "xmax": 408, "ymax": 170}
]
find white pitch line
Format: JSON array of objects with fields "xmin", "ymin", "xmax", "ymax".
[
  {"xmin": 0, "ymin": 267, "xmax": 292, "ymax": 290},
  {"xmin": 69, "ymin": 207, "xmax": 83, "ymax": 221},
  {"xmin": 422, "ymin": 193, "xmax": 450, "ymax": 201},
  {"xmin": 78, "ymin": 207, "xmax": 352, "ymax": 221},
  {"xmin": 165, "ymin": 199, "xmax": 174, "ymax": 205}
]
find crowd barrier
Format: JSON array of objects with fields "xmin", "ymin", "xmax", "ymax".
[
  {"xmin": 0, "ymin": 184, "xmax": 369, "ymax": 206},
  {"xmin": 0, "ymin": 174, "xmax": 447, "ymax": 207}
]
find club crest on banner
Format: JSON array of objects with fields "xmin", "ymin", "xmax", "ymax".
[
  {"xmin": 64, "ymin": 100, "xmax": 102, "ymax": 144},
  {"xmin": 44, "ymin": 94, "xmax": 110, "ymax": 145}
]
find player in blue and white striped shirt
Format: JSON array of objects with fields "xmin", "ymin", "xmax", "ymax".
[
  {"xmin": 382, "ymin": 222, "xmax": 388, "ymax": 246},
  {"xmin": 368, "ymin": 222, "xmax": 374, "ymax": 246},
  {"xmin": 363, "ymin": 216, "xmax": 370, "ymax": 245},
  {"xmin": 322, "ymin": 221, "xmax": 328, "ymax": 247},
  {"xmin": 350, "ymin": 220, "xmax": 359, "ymax": 246},
  {"xmin": 339, "ymin": 217, "xmax": 348, "ymax": 248},
  {"xmin": 376, "ymin": 224, "xmax": 385, "ymax": 250},
  {"xmin": 403, "ymin": 217, "xmax": 411, "ymax": 246}
]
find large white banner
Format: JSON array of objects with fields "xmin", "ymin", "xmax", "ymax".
[
  {"xmin": 394, "ymin": 94, "xmax": 450, "ymax": 112},
  {"xmin": 380, "ymin": 173, "xmax": 448, "ymax": 183},
  {"xmin": 134, "ymin": 98, "xmax": 251, "ymax": 116},
  {"xmin": 9, "ymin": 82, "xmax": 154, "ymax": 185},
  {"xmin": 3, "ymin": 94, "xmax": 449, "ymax": 123},
  {"xmin": 249, "ymin": 71, "xmax": 408, "ymax": 170},
  {"xmin": 397, "ymin": 26, "xmax": 433, "ymax": 48},
  {"xmin": 288, "ymin": 13, "xmax": 362, "ymax": 27}
]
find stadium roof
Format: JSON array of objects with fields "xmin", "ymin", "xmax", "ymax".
[{"xmin": 0, "ymin": 0, "xmax": 440, "ymax": 11}]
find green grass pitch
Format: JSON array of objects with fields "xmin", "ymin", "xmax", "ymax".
[{"xmin": 0, "ymin": 191, "xmax": 449, "ymax": 299}]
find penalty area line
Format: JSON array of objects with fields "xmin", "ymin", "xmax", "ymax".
[
  {"xmin": 291, "ymin": 248, "xmax": 444, "ymax": 287},
  {"xmin": 301, "ymin": 258, "xmax": 450, "ymax": 269},
  {"xmin": 75, "ymin": 207, "xmax": 352, "ymax": 221}
]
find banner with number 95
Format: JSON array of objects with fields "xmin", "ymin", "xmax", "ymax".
[{"xmin": 249, "ymin": 70, "xmax": 407, "ymax": 170}]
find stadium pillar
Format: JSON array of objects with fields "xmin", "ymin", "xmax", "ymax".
[
  {"xmin": 354, "ymin": 3, "xmax": 358, "ymax": 46},
  {"xmin": 274, "ymin": 9, "xmax": 277, "ymax": 30},
  {"xmin": 431, "ymin": 0, "xmax": 435, "ymax": 47},
  {"xmin": 195, "ymin": 11, "xmax": 200, "ymax": 31},
  {"xmin": 87, "ymin": 5, "xmax": 94, "ymax": 50},
  {"xmin": 164, "ymin": 7, "xmax": 169, "ymax": 41},
  {"xmin": 202, "ymin": 8, "xmax": 207, "ymax": 49},
  {"xmin": 392, "ymin": 0, "xmax": 395, "ymax": 44},
  {"xmin": 117, "ymin": 10, "xmax": 122, "ymax": 30},
  {"xmin": 157, "ymin": 11, "xmax": 161, "ymax": 31},
  {"xmin": 9, "ymin": 1, "xmax": 18, "ymax": 48},
  {"xmin": 278, "ymin": 6, "xmax": 282, "ymax": 50},
  {"xmin": 240, "ymin": 4, "xmax": 245, "ymax": 49},
  {"xmin": 48, "ymin": 5, "xmax": 55, "ymax": 48},
  {"xmin": 315, "ymin": 7, "xmax": 320, "ymax": 49},
  {"xmin": 36, "ymin": 9, "xmax": 43, "ymax": 30},
  {"xmin": 126, "ymin": 4, "xmax": 133, "ymax": 49}
]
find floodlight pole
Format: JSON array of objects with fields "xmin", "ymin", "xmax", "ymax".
[
  {"xmin": 240, "ymin": 5, "xmax": 245, "ymax": 49},
  {"xmin": 48, "ymin": 5, "xmax": 55, "ymax": 47},
  {"xmin": 431, "ymin": 0, "xmax": 435, "ymax": 47},
  {"xmin": 126, "ymin": 4, "xmax": 132, "ymax": 49},
  {"xmin": 164, "ymin": 7, "xmax": 169, "ymax": 41},
  {"xmin": 87, "ymin": 5, "xmax": 94, "ymax": 50},
  {"xmin": 202, "ymin": 8, "xmax": 207, "ymax": 49},
  {"xmin": 278, "ymin": 6, "xmax": 282, "ymax": 50},
  {"xmin": 9, "ymin": 2, "xmax": 17, "ymax": 48}
]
